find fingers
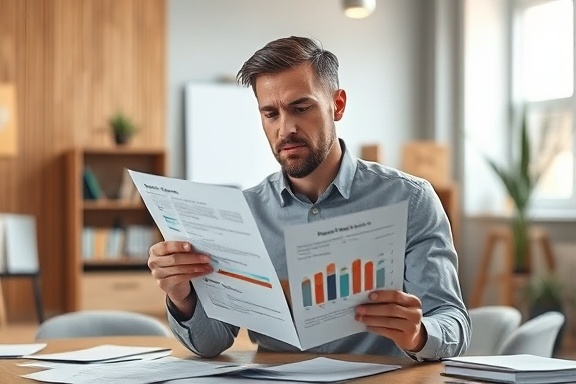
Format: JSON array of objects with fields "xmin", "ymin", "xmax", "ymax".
[
  {"xmin": 355, "ymin": 290, "xmax": 426, "ymax": 351},
  {"xmin": 147, "ymin": 241, "xmax": 214, "ymax": 299},
  {"xmin": 365, "ymin": 290, "xmax": 422, "ymax": 307},
  {"xmin": 148, "ymin": 241, "xmax": 212, "ymax": 268}
]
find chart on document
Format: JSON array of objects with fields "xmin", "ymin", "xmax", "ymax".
[
  {"xmin": 300, "ymin": 256, "xmax": 394, "ymax": 307},
  {"xmin": 285, "ymin": 201, "xmax": 407, "ymax": 350}
]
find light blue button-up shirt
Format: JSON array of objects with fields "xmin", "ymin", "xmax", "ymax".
[{"xmin": 168, "ymin": 140, "xmax": 470, "ymax": 361}]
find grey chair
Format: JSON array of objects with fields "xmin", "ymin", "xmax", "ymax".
[
  {"xmin": 497, "ymin": 311, "xmax": 565, "ymax": 357},
  {"xmin": 465, "ymin": 305, "xmax": 522, "ymax": 356},
  {"xmin": 35, "ymin": 310, "xmax": 171, "ymax": 340}
]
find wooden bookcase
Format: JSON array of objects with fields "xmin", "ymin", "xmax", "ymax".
[{"xmin": 65, "ymin": 147, "xmax": 167, "ymax": 314}]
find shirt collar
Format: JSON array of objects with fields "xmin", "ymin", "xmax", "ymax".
[{"xmin": 276, "ymin": 139, "xmax": 356, "ymax": 206}]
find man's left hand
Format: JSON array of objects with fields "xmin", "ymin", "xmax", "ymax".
[{"xmin": 355, "ymin": 290, "xmax": 427, "ymax": 352}]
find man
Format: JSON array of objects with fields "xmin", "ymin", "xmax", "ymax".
[{"xmin": 148, "ymin": 36, "xmax": 470, "ymax": 360}]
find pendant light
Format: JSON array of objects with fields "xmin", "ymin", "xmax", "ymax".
[{"xmin": 343, "ymin": 0, "xmax": 377, "ymax": 19}]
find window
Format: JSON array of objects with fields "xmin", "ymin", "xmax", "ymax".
[{"xmin": 514, "ymin": 0, "xmax": 576, "ymax": 213}]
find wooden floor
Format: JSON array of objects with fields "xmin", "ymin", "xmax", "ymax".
[{"xmin": 1, "ymin": 320, "xmax": 575, "ymax": 359}]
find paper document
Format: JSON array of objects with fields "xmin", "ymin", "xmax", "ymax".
[
  {"xmin": 0, "ymin": 343, "xmax": 46, "ymax": 358},
  {"xmin": 238, "ymin": 357, "xmax": 401, "ymax": 382},
  {"xmin": 21, "ymin": 357, "xmax": 242, "ymax": 384},
  {"xmin": 284, "ymin": 202, "xmax": 406, "ymax": 350},
  {"xmin": 23, "ymin": 345, "xmax": 171, "ymax": 363},
  {"xmin": 129, "ymin": 171, "xmax": 407, "ymax": 350},
  {"xmin": 19, "ymin": 350, "xmax": 172, "ymax": 369},
  {"xmin": 22, "ymin": 356, "xmax": 400, "ymax": 384}
]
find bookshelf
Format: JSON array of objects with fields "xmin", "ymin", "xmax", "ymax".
[{"xmin": 65, "ymin": 147, "xmax": 167, "ymax": 314}]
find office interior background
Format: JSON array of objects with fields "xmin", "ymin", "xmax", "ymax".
[{"xmin": 0, "ymin": 0, "xmax": 575, "ymax": 351}]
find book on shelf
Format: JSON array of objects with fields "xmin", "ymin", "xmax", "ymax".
[
  {"xmin": 82, "ymin": 166, "xmax": 105, "ymax": 200},
  {"xmin": 81, "ymin": 226, "xmax": 126, "ymax": 261},
  {"xmin": 124, "ymin": 225, "xmax": 155, "ymax": 259},
  {"xmin": 117, "ymin": 168, "xmax": 140, "ymax": 202},
  {"xmin": 442, "ymin": 354, "xmax": 576, "ymax": 384}
]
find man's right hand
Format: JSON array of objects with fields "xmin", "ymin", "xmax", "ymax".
[{"xmin": 148, "ymin": 241, "xmax": 213, "ymax": 319}]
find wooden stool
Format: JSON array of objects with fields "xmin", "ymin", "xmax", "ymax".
[{"xmin": 470, "ymin": 226, "xmax": 556, "ymax": 308}]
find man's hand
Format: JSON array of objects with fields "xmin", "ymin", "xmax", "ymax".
[
  {"xmin": 148, "ymin": 241, "xmax": 213, "ymax": 318},
  {"xmin": 355, "ymin": 290, "xmax": 427, "ymax": 352}
]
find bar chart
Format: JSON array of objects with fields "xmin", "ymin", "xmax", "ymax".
[{"xmin": 300, "ymin": 258, "xmax": 387, "ymax": 307}]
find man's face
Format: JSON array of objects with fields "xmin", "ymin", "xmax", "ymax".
[{"xmin": 254, "ymin": 64, "xmax": 340, "ymax": 178}]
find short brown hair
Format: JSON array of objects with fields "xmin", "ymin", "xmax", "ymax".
[{"xmin": 236, "ymin": 36, "xmax": 339, "ymax": 94}]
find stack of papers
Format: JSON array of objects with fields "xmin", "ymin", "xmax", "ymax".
[
  {"xmin": 443, "ymin": 354, "xmax": 576, "ymax": 384},
  {"xmin": 22, "ymin": 356, "xmax": 401, "ymax": 384}
]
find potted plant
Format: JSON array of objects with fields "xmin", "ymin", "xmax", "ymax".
[
  {"xmin": 108, "ymin": 111, "xmax": 138, "ymax": 145},
  {"xmin": 483, "ymin": 111, "xmax": 539, "ymax": 273}
]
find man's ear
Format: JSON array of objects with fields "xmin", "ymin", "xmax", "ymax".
[{"xmin": 333, "ymin": 89, "xmax": 347, "ymax": 121}]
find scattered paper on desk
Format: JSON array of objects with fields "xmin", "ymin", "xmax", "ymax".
[
  {"xmin": 22, "ymin": 344, "xmax": 171, "ymax": 363},
  {"xmin": 18, "ymin": 349, "xmax": 172, "ymax": 368},
  {"xmin": 21, "ymin": 357, "xmax": 242, "ymax": 384},
  {"xmin": 238, "ymin": 357, "xmax": 401, "ymax": 382},
  {"xmin": 0, "ymin": 343, "xmax": 46, "ymax": 358},
  {"xmin": 22, "ymin": 356, "xmax": 401, "ymax": 384}
]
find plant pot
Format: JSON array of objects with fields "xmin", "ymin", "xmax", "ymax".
[{"xmin": 114, "ymin": 132, "xmax": 131, "ymax": 145}]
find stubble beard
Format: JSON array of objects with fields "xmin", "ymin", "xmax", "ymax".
[{"xmin": 275, "ymin": 130, "xmax": 336, "ymax": 179}]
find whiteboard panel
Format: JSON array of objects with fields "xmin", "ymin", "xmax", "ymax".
[
  {"xmin": 185, "ymin": 83, "xmax": 279, "ymax": 189},
  {"xmin": 0, "ymin": 214, "xmax": 39, "ymax": 274}
]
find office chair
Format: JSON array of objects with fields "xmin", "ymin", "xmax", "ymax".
[
  {"xmin": 35, "ymin": 310, "xmax": 171, "ymax": 340},
  {"xmin": 497, "ymin": 311, "xmax": 565, "ymax": 357},
  {"xmin": 465, "ymin": 305, "xmax": 522, "ymax": 356}
]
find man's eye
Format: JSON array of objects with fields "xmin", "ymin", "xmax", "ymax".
[
  {"xmin": 295, "ymin": 106, "xmax": 311, "ymax": 113},
  {"xmin": 264, "ymin": 112, "xmax": 278, "ymax": 119}
]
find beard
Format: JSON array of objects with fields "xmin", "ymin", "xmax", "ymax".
[{"xmin": 274, "ymin": 130, "xmax": 336, "ymax": 179}]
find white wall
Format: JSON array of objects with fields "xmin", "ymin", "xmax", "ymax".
[
  {"xmin": 167, "ymin": 1, "xmax": 576, "ymax": 307},
  {"xmin": 167, "ymin": 0, "xmax": 424, "ymax": 178}
]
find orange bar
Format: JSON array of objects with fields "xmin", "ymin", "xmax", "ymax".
[
  {"xmin": 364, "ymin": 261, "xmax": 374, "ymax": 291},
  {"xmin": 314, "ymin": 272, "xmax": 325, "ymax": 304},
  {"xmin": 352, "ymin": 259, "xmax": 361, "ymax": 294},
  {"xmin": 327, "ymin": 263, "xmax": 336, "ymax": 275},
  {"xmin": 217, "ymin": 270, "xmax": 272, "ymax": 288}
]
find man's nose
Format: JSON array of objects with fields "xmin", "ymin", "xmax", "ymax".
[{"xmin": 278, "ymin": 114, "xmax": 297, "ymax": 138}]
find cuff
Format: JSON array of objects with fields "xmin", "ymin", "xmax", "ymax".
[{"xmin": 403, "ymin": 317, "xmax": 442, "ymax": 361}]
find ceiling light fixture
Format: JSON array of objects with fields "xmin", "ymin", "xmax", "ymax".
[{"xmin": 343, "ymin": 0, "xmax": 377, "ymax": 19}]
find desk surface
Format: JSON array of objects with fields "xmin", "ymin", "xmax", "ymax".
[{"xmin": 0, "ymin": 336, "xmax": 447, "ymax": 383}]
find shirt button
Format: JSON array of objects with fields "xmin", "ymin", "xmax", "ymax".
[{"xmin": 311, "ymin": 207, "xmax": 319, "ymax": 215}]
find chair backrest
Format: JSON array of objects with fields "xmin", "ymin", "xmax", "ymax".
[
  {"xmin": 465, "ymin": 305, "xmax": 522, "ymax": 356},
  {"xmin": 35, "ymin": 310, "xmax": 171, "ymax": 340},
  {"xmin": 497, "ymin": 311, "xmax": 565, "ymax": 357}
]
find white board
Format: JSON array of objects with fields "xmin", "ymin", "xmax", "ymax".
[
  {"xmin": 0, "ymin": 214, "xmax": 39, "ymax": 274},
  {"xmin": 185, "ymin": 83, "xmax": 279, "ymax": 190}
]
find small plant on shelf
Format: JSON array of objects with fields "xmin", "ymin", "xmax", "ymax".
[{"xmin": 108, "ymin": 111, "xmax": 138, "ymax": 145}]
